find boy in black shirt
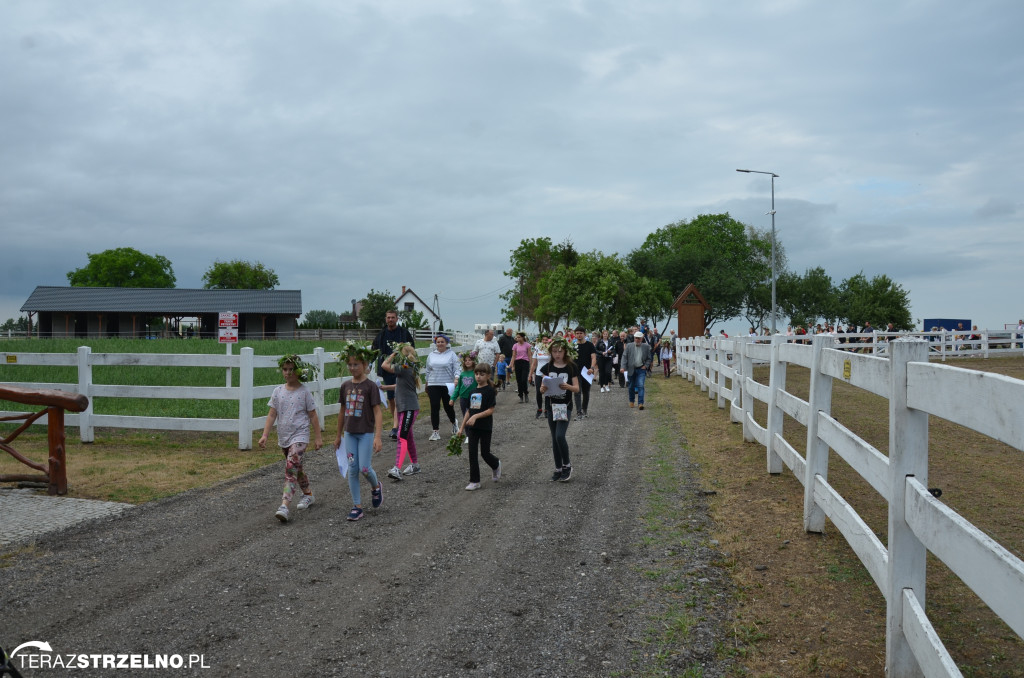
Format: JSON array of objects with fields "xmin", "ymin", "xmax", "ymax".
[
  {"xmin": 572, "ymin": 326, "xmax": 597, "ymax": 419},
  {"xmin": 458, "ymin": 363, "xmax": 500, "ymax": 490}
]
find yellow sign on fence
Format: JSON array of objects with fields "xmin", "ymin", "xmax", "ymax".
[
  {"xmin": 5, "ymin": 355, "xmax": 16, "ymax": 364},
  {"xmin": 843, "ymin": 359, "xmax": 851, "ymax": 380}
]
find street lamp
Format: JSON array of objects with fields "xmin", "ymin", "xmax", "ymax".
[{"xmin": 736, "ymin": 169, "xmax": 779, "ymax": 334}]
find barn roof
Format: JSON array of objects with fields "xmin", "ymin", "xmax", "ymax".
[{"xmin": 21, "ymin": 286, "xmax": 302, "ymax": 315}]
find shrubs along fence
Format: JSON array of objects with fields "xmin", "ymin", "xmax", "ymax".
[{"xmin": 675, "ymin": 334, "xmax": 1024, "ymax": 677}]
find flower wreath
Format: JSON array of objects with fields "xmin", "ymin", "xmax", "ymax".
[
  {"xmin": 546, "ymin": 337, "xmax": 578, "ymax": 362},
  {"xmin": 458, "ymin": 349, "xmax": 479, "ymax": 364},
  {"xmin": 277, "ymin": 354, "xmax": 319, "ymax": 383},
  {"xmin": 335, "ymin": 341, "xmax": 378, "ymax": 374},
  {"xmin": 388, "ymin": 342, "xmax": 421, "ymax": 370}
]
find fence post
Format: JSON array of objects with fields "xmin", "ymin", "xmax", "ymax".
[
  {"xmin": 77, "ymin": 346, "xmax": 94, "ymax": 443},
  {"xmin": 982, "ymin": 329, "xmax": 989, "ymax": 359},
  {"xmin": 313, "ymin": 347, "xmax": 326, "ymax": 426},
  {"xmin": 716, "ymin": 342, "xmax": 727, "ymax": 409},
  {"xmin": 765, "ymin": 335, "xmax": 785, "ymax": 474},
  {"xmin": 886, "ymin": 338, "xmax": 929, "ymax": 677},
  {"xmin": 741, "ymin": 339, "xmax": 754, "ymax": 442},
  {"xmin": 238, "ymin": 347, "xmax": 254, "ymax": 450},
  {"xmin": 803, "ymin": 335, "xmax": 833, "ymax": 533}
]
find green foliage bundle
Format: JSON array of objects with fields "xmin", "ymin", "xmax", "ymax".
[
  {"xmin": 276, "ymin": 353, "xmax": 319, "ymax": 382},
  {"xmin": 446, "ymin": 434, "xmax": 463, "ymax": 456}
]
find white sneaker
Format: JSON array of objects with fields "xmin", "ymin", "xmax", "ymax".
[
  {"xmin": 452, "ymin": 421, "xmax": 459, "ymax": 436},
  {"xmin": 387, "ymin": 466, "xmax": 403, "ymax": 481},
  {"xmin": 464, "ymin": 436, "xmax": 469, "ymax": 444},
  {"xmin": 402, "ymin": 463, "xmax": 421, "ymax": 475},
  {"xmin": 492, "ymin": 461, "xmax": 502, "ymax": 482},
  {"xmin": 465, "ymin": 482, "xmax": 481, "ymax": 491},
  {"xmin": 296, "ymin": 495, "xmax": 315, "ymax": 510},
  {"xmin": 429, "ymin": 430, "xmax": 441, "ymax": 441},
  {"xmin": 275, "ymin": 505, "xmax": 290, "ymax": 522}
]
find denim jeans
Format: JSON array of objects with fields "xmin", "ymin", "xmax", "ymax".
[
  {"xmin": 629, "ymin": 368, "xmax": 647, "ymax": 404},
  {"xmin": 345, "ymin": 432, "xmax": 379, "ymax": 506}
]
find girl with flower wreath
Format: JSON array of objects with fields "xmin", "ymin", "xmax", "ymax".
[
  {"xmin": 380, "ymin": 343, "xmax": 422, "ymax": 480},
  {"xmin": 659, "ymin": 337, "xmax": 674, "ymax": 378},
  {"xmin": 259, "ymin": 354, "xmax": 322, "ymax": 523},
  {"xmin": 334, "ymin": 342, "xmax": 384, "ymax": 522},
  {"xmin": 450, "ymin": 351, "xmax": 478, "ymax": 437},
  {"xmin": 539, "ymin": 337, "xmax": 580, "ymax": 482}
]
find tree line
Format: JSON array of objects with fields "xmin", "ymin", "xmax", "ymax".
[{"xmin": 500, "ymin": 213, "xmax": 912, "ymax": 333}]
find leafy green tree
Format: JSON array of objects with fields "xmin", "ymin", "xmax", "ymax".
[
  {"xmin": 398, "ymin": 309, "xmax": 429, "ymax": 331},
  {"xmin": 627, "ymin": 213, "xmax": 765, "ymax": 327},
  {"xmin": 777, "ymin": 267, "xmax": 837, "ymax": 329},
  {"xmin": 67, "ymin": 247, "xmax": 175, "ymax": 288},
  {"xmin": 836, "ymin": 272, "xmax": 913, "ymax": 329},
  {"xmin": 536, "ymin": 251, "xmax": 671, "ymax": 331},
  {"xmin": 202, "ymin": 260, "xmax": 279, "ymax": 290},
  {"xmin": 301, "ymin": 309, "xmax": 339, "ymax": 329},
  {"xmin": 1, "ymin": 316, "xmax": 28, "ymax": 332},
  {"xmin": 359, "ymin": 289, "xmax": 397, "ymax": 329},
  {"xmin": 499, "ymin": 237, "xmax": 579, "ymax": 332}
]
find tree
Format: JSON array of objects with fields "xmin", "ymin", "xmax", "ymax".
[
  {"xmin": 300, "ymin": 309, "xmax": 339, "ymax": 329},
  {"xmin": 202, "ymin": 260, "xmax": 279, "ymax": 290},
  {"xmin": 535, "ymin": 251, "xmax": 672, "ymax": 331},
  {"xmin": 836, "ymin": 272, "xmax": 913, "ymax": 329},
  {"xmin": 359, "ymin": 289, "xmax": 397, "ymax": 329},
  {"xmin": 627, "ymin": 214, "xmax": 767, "ymax": 328},
  {"xmin": 1, "ymin": 316, "xmax": 28, "ymax": 332},
  {"xmin": 398, "ymin": 309, "xmax": 429, "ymax": 331},
  {"xmin": 777, "ymin": 267, "xmax": 837, "ymax": 329},
  {"xmin": 67, "ymin": 248, "xmax": 175, "ymax": 288},
  {"xmin": 499, "ymin": 237, "xmax": 579, "ymax": 332}
]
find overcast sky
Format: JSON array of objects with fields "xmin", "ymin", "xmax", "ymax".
[{"xmin": 2, "ymin": 1, "xmax": 1022, "ymax": 334}]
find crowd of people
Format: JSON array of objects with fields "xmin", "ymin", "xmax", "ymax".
[{"xmin": 260, "ymin": 314, "xmax": 677, "ymax": 524}]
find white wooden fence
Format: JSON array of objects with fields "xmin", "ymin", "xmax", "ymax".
[
  {"xmin": 675, "ymin": 334, "xmax": 1024, "ymax": 677},
  {"xmin": 0, "ymin": 344, "xmax": 457, "ymax": 450},
  {"xmin": 738, "ymin": 329, "xmax": 1024, "ymax": 360}
]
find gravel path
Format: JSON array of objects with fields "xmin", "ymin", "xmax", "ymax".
[{"xmin": 1, "ymin": 382, "xmax": 733, "ymax": 677}]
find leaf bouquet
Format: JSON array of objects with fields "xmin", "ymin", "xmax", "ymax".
[{"xmin": 445, "ymin": 434, "xmax": 463, "ymax": 456}]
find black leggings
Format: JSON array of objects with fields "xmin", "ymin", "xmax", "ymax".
[
  {"xmin": 467, "ymin": 428, "xmax": 499, "ymax": 483},
  {"xmin": 546, "ymin": 403, "xmax": 572, "ymax": 468},
  {"xmin": 426, "ymin": 385, "xmax": 457, "ymax": 431},
  {"xmin": 514, "ymin": 359, "xmax": 530, "ymax": 397}
]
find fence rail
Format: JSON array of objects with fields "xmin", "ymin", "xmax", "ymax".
[
  {"xmin": 675, "ymin": 334, "xmax": 1024, "ymax": 676},
  {"xmin": 0, "ymin": 342, "xmax": 463, "ymax": 449}
]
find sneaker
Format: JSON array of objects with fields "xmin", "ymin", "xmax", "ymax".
[
  {"xmin": 574, "ymin": 413, "xmax": 583, "ymax": 422},
  {"xmin": 639, "ymin": 404, "xmax": 645, "ymax": 410},
  {"xmin": 429, "ymin": 430, "xmax": 441, "ymax": 441},
  {"xmin": 452, "ymin": 421, "xmax": 459, "ymax": 436},
  {"xmin": 465, "ymin": 482, "xmax": 481, "ymax": 491},
  {"xmin": 402, "ymin": 463, "xmax": 421, "ymax": 475},
  {"xmin": 464, "ymin": 436, "xmax": 469, "ymax": 444},
  {"xmin": 296, "ymin": 494, "xmax": 315, "ymax": 510},
  {"xmin": 275, "ymin": 504, "xmax": 290, "ymax": 522},
  {"xmin": 559, "ymin": 466, "xmax": 573, "ymax": 482},
  {"xmin": 536, "ymin": 410, "xmax": 543, "ymax": 419},
  {"xmin": 346, "ymin": 507, "xmax": 364, "ymax": 521},
  {"xmin": 492, "ymin": 461, "xmax": 502, "ymax": 482},
  {"xmin": 388, "ymin": 428, "xmax": 398, "ymax": 440},
  {"xmin": 551, "ymin": 468, "xmax": 563, "ymax": 482},
  {"xmin": 629, "ymin": 402, "xmax": 635, "ymax": 408},
  {"xmin": 387, "ymin": 465, "xmax": 403, "ymax": 481},
  {"xmin": 371, "ymin": 483, "xmax": 384, "ymax": 508}
]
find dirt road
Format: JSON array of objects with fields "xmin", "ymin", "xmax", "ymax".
[{"xmin": 1, "ymin": 381, "xmax": 732, "ymax": 677}]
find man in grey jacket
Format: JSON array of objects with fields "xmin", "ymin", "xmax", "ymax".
[{"xmin": 621, "ymin": 330, "xmax": 652, "ymax": 410}]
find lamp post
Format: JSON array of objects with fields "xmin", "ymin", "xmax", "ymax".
[{"xmin": 736, "ymin": 169, "xmax": 779, "ymax": 334}]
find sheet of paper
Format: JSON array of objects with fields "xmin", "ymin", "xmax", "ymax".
[
  {"xmin": 335, "ymin": 441, "xmax": 349, "ymax": 478},
  {"xmin": 580, "ymin": 366, "xmax": 593, "ymax": 384},
  {"xmin": 542, "ymin": 375, "xmax": 567, "ymax": 395},
  {"xmin": 446, "ymin": 383, "xmax": 455, "ymax": 398}
]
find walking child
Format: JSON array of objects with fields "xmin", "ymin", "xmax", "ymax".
[
  {"xmin": 660, "ymin": 337, "xmax": 674, "ymax": 378},
  {"xmin": 456, "ymin": 363, "xmax": 501, "ymax": 490},
  {"xmin": 380, "ymin": 342, "xmax": 422, "ymax": 480},
  {"xmin": 495, "ymin": 354, "xmax": 508, "ymax": 391},
  {"xmin": 335, "ymin": 342, "xmax": 384, "ymax": 521},
  {"xmin": 539, "ymin": 337, "xmax": 580, "ymax": 482},
  {"xmin": 450, "ymin": 351, "xmax": 478, "ymax": 433},
  {"xmin": 259, "ymin": 354, "xmax": 322, "ymax": 523}
]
